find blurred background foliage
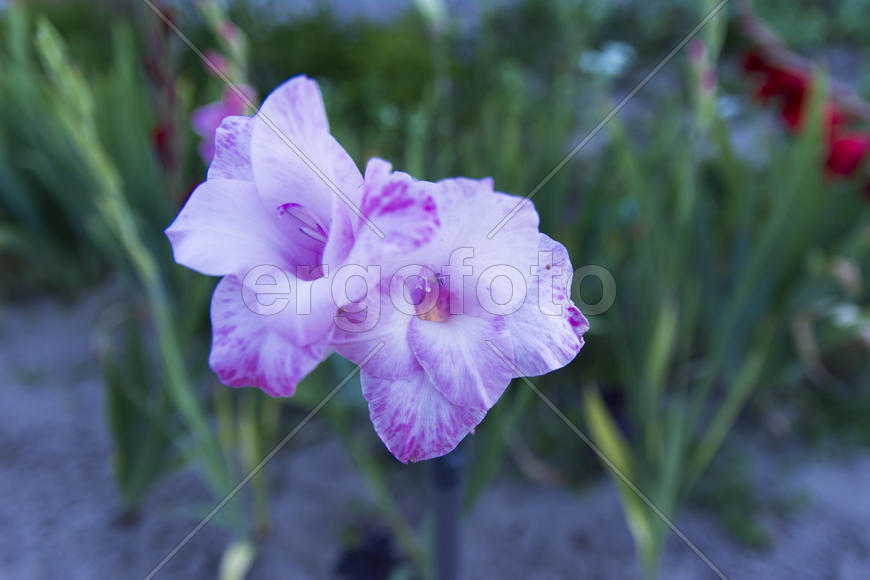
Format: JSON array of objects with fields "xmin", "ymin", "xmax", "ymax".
[{"xmin": 1, "ymin": 0, "xmax": 869, "ymax": 578}]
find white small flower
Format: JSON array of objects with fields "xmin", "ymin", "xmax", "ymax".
[{"xmin": 578, "ymin": 42, "xmax": 634, "ymax": 78}]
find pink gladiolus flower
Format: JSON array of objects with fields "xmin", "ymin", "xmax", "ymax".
[
  {"xmin": 191, "ymin": 85, "xmax": 255, "ymax": 163},
  {"xmin": 168, "ymin": 75, "xmax": 587, "ymax": 462},
  {"xmin": 332, "ymin": 161, "xmax": 588, "ymax": 462},
  {"xmin": 203, "ymin": 49, "xmax": 231, "ymax": 79},
  {"xmin": 168, "ymin": 76, "xmax": 438, "ymax": 397}
]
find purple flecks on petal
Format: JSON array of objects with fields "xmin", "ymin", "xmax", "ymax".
[
  {"xmin": 209, "ymin": 276, "xmax": 329, "ymax": 397},
  {"xmin": 361, "ymin": 160, "xmax": 441, "ymax": 243},
  {"xmin": 208, "ymin": 115, "xmax": 254, "ymax": 181},
  {"xmin": 505, "ymin": 234, "xmax": 588, "ymax": 377},
  {"xmin": 407, "ymin": 175, "xmax": 540, "ymax": 288},
  {"xmin": 343, "ymin": 159, "xmax": 440, "ymax": 275},
  {"xmin": 361, "ymin": 369, "xmax": 485, "ymax": 463}
]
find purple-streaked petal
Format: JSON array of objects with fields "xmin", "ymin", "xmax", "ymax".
[
  {"xmin": 250, "ymin": 75, "xmax": 363, "ymax": 235},
  {"xmin": 361, "ymin": 368, "xmax": 486, "ymax": 463},
  {"xmin": 165, "ymin": 179, "xmax": 303, "ymax": 277},
  {"xmin": 209, "ymin": 276, "xmax": 330, "ymax": 397},
  {"xmin": 352, "ymin": 159, "xmax": 440, "ymax": 263},
  {"xmin": 408, "ymin": 313, "xmax": 514, "ymax": 412},
  {"xmin": 506, "ymin": 234, "xmax": 588, "ymax": 376},
  {"xmin": 336, "ymin": 159, "xmax": 441, "ymax": 287},
  {"xmin": 207, "ymin": 116, "xmax": 254, "ymax": 181}
]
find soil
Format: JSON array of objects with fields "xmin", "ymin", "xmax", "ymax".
[{"xmin": 1, "ymin": 290, "xmax": 869, "ymax": 580}]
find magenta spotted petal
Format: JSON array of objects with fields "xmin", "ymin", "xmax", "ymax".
[
  {"xmin": 208, "ymin": 115, "xmax": 253, "ymax": 181},
  {"xmin": 209, "ymin": 276, "xmax": 333, "ymax": 397},
  {"xmin": 362, "ymin": 369, "xmax": 486, "ymax": 464},
  {"xmin": 506, "ymin": 234, "xmax": 590, "ymax": 377}
]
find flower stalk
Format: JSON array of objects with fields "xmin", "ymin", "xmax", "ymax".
[{"xmin": 432, "ymin": 445, "xmax": 464, "ymax": 580}]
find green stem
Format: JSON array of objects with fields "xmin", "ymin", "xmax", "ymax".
[
  {"xmin": 342, "ymin": 431, "xmax": 427, "ymax": 573},
  {"xmin": 35, "ymin": 18, "xmax": 236, "ymax": 526}
]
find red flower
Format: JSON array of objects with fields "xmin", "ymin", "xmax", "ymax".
[
  {"xmin": 741, "ymin": 51, "xmax": 768, "ymax": 73},
  {"xmin": 743, "ymin": 49, "xmax": 870, "ymax": 200},
  {"xmin": 826, "ymin": 134, "xmax": 870, "ymax": 176},
  {"xmin": 824, "ymin": 104, "xmax": 870, "ymax": 179},
  {"xmin": 742, "ymin": 51, "xmax": 809, "ymax": 130},
  {"xmin": 827, "ymin": 105, "xmax": 848, "ymax": 130}
]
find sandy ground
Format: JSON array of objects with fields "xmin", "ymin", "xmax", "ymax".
[{"xmin": 1, "ymin": 292, "xmax": 869, "ymax": 580}]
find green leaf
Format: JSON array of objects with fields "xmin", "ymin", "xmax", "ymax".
[
  {"xmin": 583, "ymin": 387, "xmax": 659, "ymax": 571},
  {"xmin": 99, "ymin": 311, "xmax": 178, "ymax": 509}
]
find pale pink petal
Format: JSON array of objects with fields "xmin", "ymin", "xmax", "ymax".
[
  {"xmin": 198, "ymin": 140, "xmax": 216, "ymax": 167},
  {"xmin": 321, "ymin": 193, "xmax": 356, "ymax": 268},
  {"xmin": 255, "ymin": 274, "xmax": 338, "ymax": 347},
  {"xmin": 250, "ymin": 75, "xmax": 363, "ymax": 235},
  {"xmin": 320, "ymin": 147, "xmax": 365, "ymax": 268},
  {"xmin": 332, "ymin": 283, "xmax": 419, "ymax": 379},
  {"xmin": 408, "ymin": 313, "xmax": 514, "ymax": 412},
  {"xmin": 207, "ymin": 116, "xmax": 254, "ymax": 181},
  {"xmin": 423, "ymin": 176, "xmax": 540, "ymax": 285},
  {"xmin": 203, "ymin": 50, "xmax": 230, "ymax": 79},
  {"xmin": 222, "ymin": 86, "xmax": 254, "ymax": 113},
  {"xmin": 209, "ymin": 276, "xmax": 330, "ymax": 397},
  {"xmin": 506, "ymin": 234, "xmax": 589, "ymax": 376},
  {"xmin": 361, "ymin": 369, "xmax": 485, "ymax": 463},
  {"xmin": 165, "ymin": 179, "xmax": 305, "ymax": 277}
]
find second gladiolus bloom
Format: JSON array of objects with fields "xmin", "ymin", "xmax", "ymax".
[{"xmin": 167, "ymin": 75, "xmax": 588, "ymax": 462}]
